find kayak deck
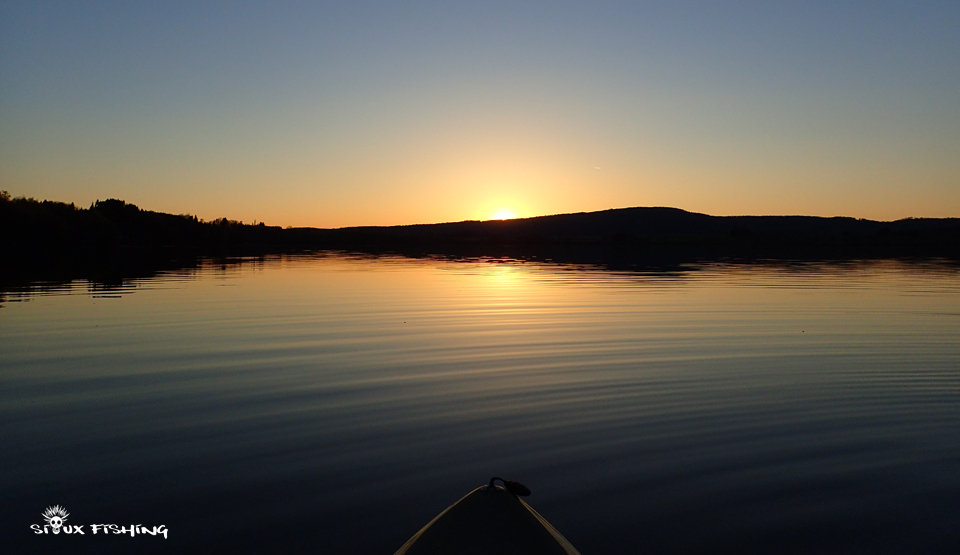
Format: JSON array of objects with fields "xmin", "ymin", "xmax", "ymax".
[{"xmin": 394, "ymin": 482, "xmax": 580, "ymax": 555}]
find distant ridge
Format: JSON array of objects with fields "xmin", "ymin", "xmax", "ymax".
[
  {"xmin": 3, "ymin": 194, "xmax": 960, "ymax": 266},
  {"xmin": 288, "ymin": 206, "xmax": 960, "ymax": 257}
]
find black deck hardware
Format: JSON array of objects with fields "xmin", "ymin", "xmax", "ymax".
[{"xmin": 488, "ymin": 477, "xmax": 532, "ymax": 497}]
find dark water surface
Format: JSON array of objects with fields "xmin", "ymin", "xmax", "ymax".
[{"xmin": 3, "ymin": 254, "xmax": 959, "ymax": 554}]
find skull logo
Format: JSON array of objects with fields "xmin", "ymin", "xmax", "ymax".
[{"xmin": 42, "ymin": 505, "xmax": 69, "ymax": 534}]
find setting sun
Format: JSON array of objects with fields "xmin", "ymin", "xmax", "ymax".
[{"xmin": 491, "ymin": 208, "xmax": 517, "ymax": 220}]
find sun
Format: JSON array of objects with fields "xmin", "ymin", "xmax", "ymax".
[{"xmin": 491, "ymin": 208, "xmax": 517, "ymax": 220}]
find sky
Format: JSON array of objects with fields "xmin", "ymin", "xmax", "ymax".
[{"xmin": 1, "ymin": 1, "xmax": 959, "ymax": 228}]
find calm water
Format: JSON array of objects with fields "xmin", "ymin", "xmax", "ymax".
[{"xmin": 2, "ymin": 254, "xmax": 959, "ymax": 554}]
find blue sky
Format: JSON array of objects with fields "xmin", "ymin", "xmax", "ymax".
[{"xmin": 2, "ymin": 1, "xmax": 958, "ymax": 227}]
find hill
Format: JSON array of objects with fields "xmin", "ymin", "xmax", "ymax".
[
  {"xmin": 3, "ymin": 193, "xmax": 959, "ymax": 285},
  {"xmin": 289, "ymin": 206, "xmax": 960, "ymax": 258}
]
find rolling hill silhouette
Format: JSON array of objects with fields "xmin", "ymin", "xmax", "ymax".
[
  {"xmin": 3, "ymin": 194, "xmax": 959, "ymax": 287},
  {"xmin": 288, "ymin": 206, "xmax": 960, "ymax": 257}
]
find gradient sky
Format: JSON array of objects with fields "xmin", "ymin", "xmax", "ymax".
[{"xmin": 2, "ymin": 1, "xmax": 958, "ymax": 227}]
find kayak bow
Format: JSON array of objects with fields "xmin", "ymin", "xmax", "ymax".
[{"xmin": 394, "ymin": 477, "xmax": 581, "ymax": 555}]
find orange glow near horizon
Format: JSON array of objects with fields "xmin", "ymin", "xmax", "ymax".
[{"xmin": 4, "ymin": 5, "xmax": 960, "ymax": 229}]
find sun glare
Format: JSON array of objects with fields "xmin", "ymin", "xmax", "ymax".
[{"xmin": 491, "ymin": 208, "xmax": 517, "ymax": 220}]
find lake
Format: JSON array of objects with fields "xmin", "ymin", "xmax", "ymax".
[{"xmin": 2, "ymin": 253, "xmax": 959, "ymax": 554}]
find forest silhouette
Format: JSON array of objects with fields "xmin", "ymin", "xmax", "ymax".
[{"xmin": 3, "ymin": 191, "xmax": 959, "ymax": 288}]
